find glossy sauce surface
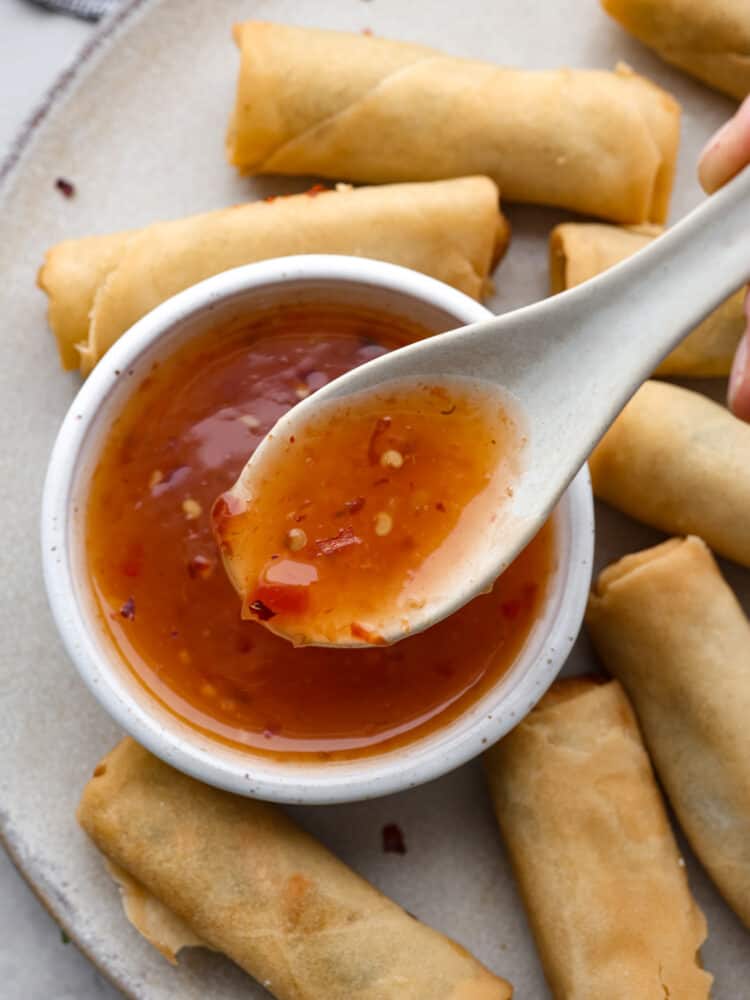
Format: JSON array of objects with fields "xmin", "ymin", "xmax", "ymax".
[
  {"xmin": 86, "ymin": 305, "xmax": 556, "ymax": 760},
  {"xmin": 214, "ymin": 378, "xmax": 524, "ymax": 645}
]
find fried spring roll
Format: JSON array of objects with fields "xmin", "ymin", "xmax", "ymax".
[
  {"xmin": 484, "ymin": 677, "xmax": 711, "ymax": 1000},
  {"xmin": 549, "ymin": 222, "xmax": 745, "ymax": 376},
  {"xmin": 227, "ymin": 22, "xmax": 680, "ymax": 224},
  {"xmin": 78, "ymin": 739, "xmax": 513, "ymax": 1000},
  {"xmin": 589, "ymin": 380, "xmax": 750, "ymax": 566},
  {"xmin": 587, "ymin": 536, "xmax": 750, "ymax": 928},
  {"xmin": 602, "ymin": 0, "xmax": 750, "ymax": 101},
  {"xmin": 38, "ymin": 176, "xmax": 507, "ymax": 374}
]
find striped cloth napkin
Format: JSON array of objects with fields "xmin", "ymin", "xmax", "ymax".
[{"xmin": 26, "ymin": 0, "xmax": 120, "ymax": 20}]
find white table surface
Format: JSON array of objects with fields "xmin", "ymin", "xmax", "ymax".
[{"xmin": 0, "ymin": 7, "xmax": 121, "ymax": 997}]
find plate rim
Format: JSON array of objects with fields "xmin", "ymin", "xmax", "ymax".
[
  {"xmin": 1, "ymin": 4, "xmax": 744, "ymax": 997},
  {"xmin": 0, "ymin": 1, "xmax": 156, "ymax": 996}
]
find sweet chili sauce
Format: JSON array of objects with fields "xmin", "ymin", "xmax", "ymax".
[
  {"xmin": 86, "ymin": 304, "xmax": 556, "ymax": 760},
  {"xmin": 214, "ymin": 378, "xmax": 525, "ymax": 646}
]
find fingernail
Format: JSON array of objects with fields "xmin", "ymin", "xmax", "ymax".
[
  {"xmin": 699, "ymin": 118, "xmax": 737, "ymax": 193},
  {"xmin": 700, "ymin": 116, "xmax": 735, "ymax": 161}
]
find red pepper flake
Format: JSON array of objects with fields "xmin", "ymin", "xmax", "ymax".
[
  {"xmin": 435, "ymin": 501, "xmax": 446, "ymax": 512},
  {"xmin": 188, "ymin": 554, "xmax": 215, "ymax": 580},
  {"xmin": 501, "ymin": 598, "xmax": 521, "ymax": 620},
  {"xmin": 120, "ymin": 557, "xmax": 141, "ymax": 578},
  {"xmin": 248, "ymin": 599, "xmax": 276, "ymax": 621},
  {"xmin": 119, "ymin": 597, "xmax": 136, "ymax": 621},
  {"xmin": 368, "ymin": 415, "xmax": 392, "ymax": 464},
  {"xmin": 440, "ymin": 404, "xmax": 456, "ymax": 416},
  {"xmin": 212, "ymin": 492, "xmax": 246, "ymax": 518},
  {"xmin": 306, "ymin": 183, "xmax": 328, "ymax": 197},
  {"xmin": 344, "ymin": 496, "xmax": 366, "ymax": 514},
  {"xmin": 382, "ymin": 823, "xmax": 406, "ymax": 854},
  {"xmin": 315, "ymin": 526, "xmax": 362, "ymax": 556},
  {"xmin": 361, "ymin": 26, "xmax": 373, "ymax": 35},
  {"xmin": 263, "ymin": 194, "xmax": 278, "ymax": 203},
  {"xmin": 55, "ymin": 177, "xmax": 75, "ymax": 199},
  {"xmin": 350, "ymin": 621, "xmax": 386, "ymax": 644}
]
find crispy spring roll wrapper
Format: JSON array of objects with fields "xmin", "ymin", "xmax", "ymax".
[
  {"xmin": 484, "ymin": 677, "xmax": 711, "ymax": 1000},
  {"xmin": 104, "ymin": 859, "xmax": 210, "ymax": 964},
  {"xmin": 589, "ymin": 380, "xmax": 750, "ymax": 566},
  {"xmin": 78, "ymin": 739, "xmax": 513, "ymax": 1000},
  {"xmin": 38, "ymin": 176, "xmax": 507, "ymax": 375},
  {"xmin": 602, "ymin": 0, "xmax": 750, "ymax": 101},
  {"xmin": 227, "ymin": 22, "xmax": 680, "ymax": 224},
  {"xmin": 41, "ymin": 229, "xmax": 134, "ymax": 371},
  {"xmin": 549, "ymin": 221, "xmax": 745, "ymax": 376},
  {"xmin": 587, "ymin": 536, "xmax": 750, "ymax": 928}
]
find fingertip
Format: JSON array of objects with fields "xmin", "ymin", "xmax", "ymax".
[
  {"xmin": 699, "ymin": 96, "xmax": 750, "ymax": 194},
  {"xmin": 728, "ymin": 328, "xmax": 750, "ymax": 422}
]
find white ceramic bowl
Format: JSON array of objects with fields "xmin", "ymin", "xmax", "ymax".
[{"xmin": 42, "ymin": 255, "xmax": 594, "ymax": 804}]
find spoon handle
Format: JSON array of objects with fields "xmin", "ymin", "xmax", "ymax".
[
  {"xmin": 448, "ymin": 163, "xmax": 750, "ymax": 525},
  {"xmin": 569, "ymin": 161, "xmax": 750, "ymax": 381}
]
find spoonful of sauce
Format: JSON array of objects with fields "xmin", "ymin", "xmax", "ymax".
[
  {"xmin": 214, "ymin": 377, "xmax": 525, "ymax": 646},
  {"xmin": 214, "ymin": 165, "xmax": 750, "ymax": 647}
]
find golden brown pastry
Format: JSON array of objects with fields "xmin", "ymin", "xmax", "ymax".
[
  {"xmin": 38, "ymin": 177, "xmax": 507, "ymax": 374},
  {"xmin": 587, "ymin": 536, "xmax": 750, "ymax": 929},
  {"xmin": 601, "ymin": 0, "xmax": 750, "ymax": 101},
  {"xmin": 485, "ymin": 676, "xmax": 712, "ymax": 1000},
  {"xmin": 227, "ymin": 22, "xmax": 680, "ymax": 224},
  {"xmin": 79, "ymin": 739, "xmax": 513, "ymax": 1000},
  {"xmin": 549, "ymin": 221, "xmax": 745, "ymax": 376},
  {"xmin": 589, "ymin": 380, "xmax": 750, "ymax": 566}
]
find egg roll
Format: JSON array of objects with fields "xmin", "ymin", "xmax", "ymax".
[
  {"xmin": 587, "ymin": 536, "xmax": 750, "ymax": 928},
  {"xmin": 601, "ymin": 0, "xmax": 750, "ymax": 101},
  {"xmin": 590, "ymin": 379, "xmax": 750, "ymax": 566},
  {"xmin": 78, "ymin": 739, "xmax": 513, "ymax": 1000},
  {"xmin": 227, "ymin": 22, "xmax": 680, "ymax": 224},
  {"xmin": 484, "ymin": 677, "xmax": 711, "ymax": 1000},
  {"xmin": 38, "ymin": 176, "xmax": 507, "ymax": 375},
  {"xmin": 549, "ymin": 221, "xmax": 745, "ymax": 376}
]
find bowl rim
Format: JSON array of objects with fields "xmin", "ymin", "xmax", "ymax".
[{"xmin": 41, "ymin": 254, "xmax": 594, "ymax": 804}]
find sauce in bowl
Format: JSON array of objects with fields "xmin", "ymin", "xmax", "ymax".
[{"xmin": 86, "ymin": 304, "xmax": 556, "ymax": 761}]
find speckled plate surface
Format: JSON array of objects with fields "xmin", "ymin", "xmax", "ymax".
[{"xmin": 0, "ymin": 1, "xmax": 748, "ymax": 996}]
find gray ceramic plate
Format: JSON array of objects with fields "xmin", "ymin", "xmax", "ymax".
[{"xmin": 0, "ymin": 0, "xmax": 747, "ymax": 997}]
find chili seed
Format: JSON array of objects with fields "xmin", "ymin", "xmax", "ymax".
[
  {"xmin": 380, "ymin": 449, "xmax": 404, "ymax": 469},
  {"xmin": 374, "ymin": 511, "xmax": 393, "ymax": 536},
  {"xmin": 286, "ymin": 528, "xmax": 308, "ymax": 552},
  {"xmin": 182, "ymin": 498, "xmax": 202, "ymax": 520}
]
